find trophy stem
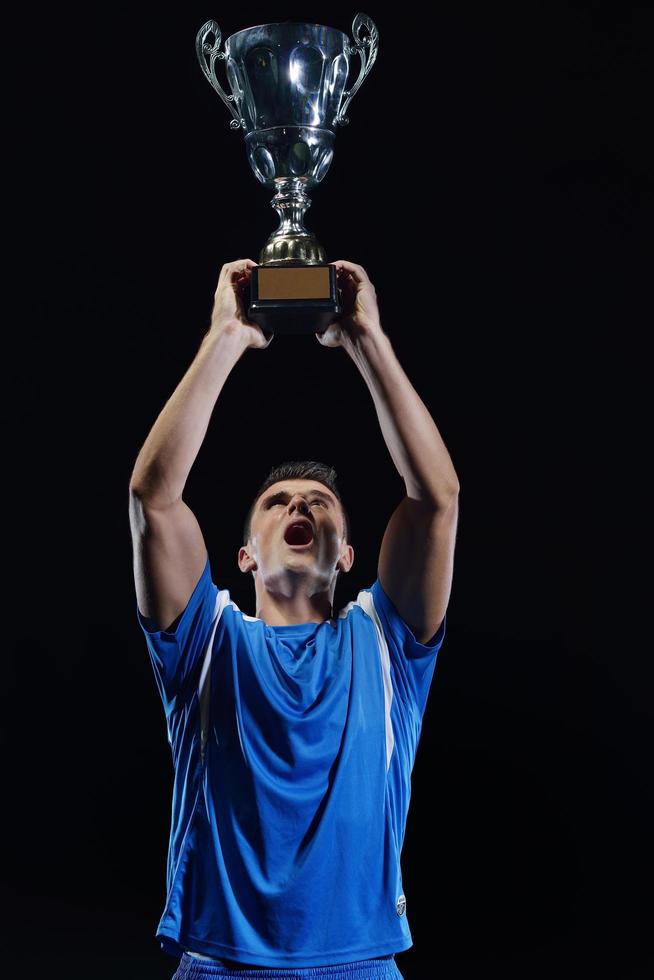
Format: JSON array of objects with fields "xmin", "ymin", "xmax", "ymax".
[{"xmin": 259, "ymin": 177, "xmax": 327, "ymax": 266}]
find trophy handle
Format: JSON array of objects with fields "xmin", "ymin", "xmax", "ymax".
[
  {"xmin": 336, "ymin": 12, "xmax": 380, "ymax": 126},
  {"xmin": 195, "ymin": 20, "xmax": 244, "ymax": 131}
]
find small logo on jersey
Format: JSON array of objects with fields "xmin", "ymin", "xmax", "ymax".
[{"xmin": 396, "ymin": 893, "xmax": 406, "ymax": 916}]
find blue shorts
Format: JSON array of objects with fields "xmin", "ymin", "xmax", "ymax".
[{"xmin": 171, "ymin": 952, "xmax": 404, "ymax": 979}]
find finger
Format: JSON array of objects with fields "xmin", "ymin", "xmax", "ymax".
[
  {"xmin": 231, "ymin": 272, "xmax": 256, "ymax": 297},
  {"xmin": 230, "ymin": 260, "xmax": 258, "ymax": 279},
  {"xmin": 333, "ymin": 266, "xmax": 356, "ymax": 286},
  {"xmin": 330, "ymin": 260, "xmax": 368, "ymax": 281},
  {"xmin": 338, "ymin": 270, "xmax": 363, "ymax": 292},
  {"xmin": 221, "ymin": 259, "xmax": 258, "ymax": 279}
]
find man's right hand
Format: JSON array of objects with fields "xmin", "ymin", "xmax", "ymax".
[{"xmin": 209, "ymin": 259, "xmax": 273, "ymax": 349}]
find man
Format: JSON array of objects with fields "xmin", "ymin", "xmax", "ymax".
[{"xmin": 129, "ymin": 259, "xmax": 459, "ymax": 979}]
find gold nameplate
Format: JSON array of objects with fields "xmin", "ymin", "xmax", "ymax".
[{"xmin": 257, "ymin": 266, "xmax": 331, "ymax": 300}]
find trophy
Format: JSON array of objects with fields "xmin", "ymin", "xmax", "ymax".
[{"xmin": 195, "ymin": 14, "xmax": 379, "ymax": 335}]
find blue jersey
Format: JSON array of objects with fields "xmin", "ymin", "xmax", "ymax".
[{"xmin": 137, "ymin": 555, "xmax": 446, "ymax": 967}]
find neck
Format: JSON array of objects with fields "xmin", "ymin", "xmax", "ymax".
[{"xmin": 255, "ymin": 581, "xmax": 335, "ymax": 626}]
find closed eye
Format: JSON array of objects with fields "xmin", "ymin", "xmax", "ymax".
[{"xmin": 262, "ymin": 493, "xmax": 331, "ymax": 509}]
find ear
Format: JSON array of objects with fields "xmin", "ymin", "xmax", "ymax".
[
  {"xmin": 336, "ymin": 543, "xmax": 354, "ymax": 574},
  {"xmin": 238, "ymin": 545, "xmax": 257, "ymax": 574}
]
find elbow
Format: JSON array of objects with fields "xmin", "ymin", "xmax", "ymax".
[
  {"xmin": 442, "ymin": 467, "xmax": 461, "ymax": 502},
  {"xmin": 432, "ymin": 480, "xmax": 460, "ymax": 513},
  {"xmin": 444, "ymin": 476, "xmax": 460, "ymax": 499},
  {"xmin": 411, "ymin": 484, "xmax": 459, "ymax": 513},
  {"xmin": 432, "ymin": 472, "xmax": 461, "ymax": 508},
  {"xmin": 439, "ymin": 486, "xmax": 460, "ymax": 514}
]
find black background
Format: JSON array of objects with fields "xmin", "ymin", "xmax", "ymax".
[{"xmin": 7, "ymin": 3, "xmax": 652, "ymax": 978}]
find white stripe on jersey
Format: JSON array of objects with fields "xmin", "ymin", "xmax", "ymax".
[
  {"xmin": 198, "ymin": 589, "xmax": 237, "ymax": 761},
  {"xmin": 351, "ymin": 590, "xmax": 395, "ymax": 774}
]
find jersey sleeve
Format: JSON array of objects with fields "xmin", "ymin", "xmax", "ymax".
[
  {"xmin": 136, "ymin": 554, "xmax": 219, "ymax": 715},
  {"xmin": 369, "ymin": 577, "xmax": 446, "ymax": 719}
]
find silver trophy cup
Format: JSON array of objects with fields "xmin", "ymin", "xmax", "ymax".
[{"xmin": 195, "ymin": 14, "xmax": 379, "ymax": 334}]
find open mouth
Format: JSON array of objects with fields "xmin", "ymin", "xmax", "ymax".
[{"xmin": 284, "ymin": 522, "xmax": 314, "ymax": 548}]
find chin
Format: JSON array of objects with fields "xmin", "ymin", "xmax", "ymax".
[{"xmin": 284, "ymin": 555, "xmax": 315, "ymax": 571}]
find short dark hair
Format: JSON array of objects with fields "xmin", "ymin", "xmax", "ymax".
[{"xmin": 243, "ymin": 460, "xmax": 351, "ymax": 546}]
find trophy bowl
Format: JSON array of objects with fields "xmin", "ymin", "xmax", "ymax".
[{"xmin": 196, "ymin": 14, "xmax": 379, "ymax": 334}]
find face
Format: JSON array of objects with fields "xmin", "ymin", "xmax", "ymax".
[{"xmin": 238, "ymin": 480, "xmax": 354, "ymax": 593}]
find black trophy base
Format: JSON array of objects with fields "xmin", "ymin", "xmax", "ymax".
[{"xmin": 248, "ymin": 263, "xmax": 340, "ymax": 335}]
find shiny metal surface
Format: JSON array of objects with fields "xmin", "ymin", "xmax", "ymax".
[{"xmin": 196, "ymin": 15, "xmax": 379, "ymax": 265}]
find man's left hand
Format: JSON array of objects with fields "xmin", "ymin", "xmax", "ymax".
[{"xmin": 315, "ymin": 260, "xmax": 382, "ymax": 348}]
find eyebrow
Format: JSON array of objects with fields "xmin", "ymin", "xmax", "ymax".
[{"xmin": 260, "ymin": 488, "xmax": 335, "ymax": 508}]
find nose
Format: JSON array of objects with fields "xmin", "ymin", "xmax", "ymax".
[{"xmin": 287, "ymin": 495, "xmax": 311, "ymax": 517}]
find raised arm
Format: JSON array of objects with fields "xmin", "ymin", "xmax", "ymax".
[
  {"xmin": 316, "ymin": 260, "xmax": 460, "ymax": 645},
  {"xmin": 129, "ymin": 259, "xmax": 271, "ymax": 632}
]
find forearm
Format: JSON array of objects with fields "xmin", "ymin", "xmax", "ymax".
[
  {"xmin": 129, "ymin": 326, "xmax": 248, "ymax": 508},
  {"xmin": 344, "ymin": 327, "xmax": 460, "ymax": 507}
]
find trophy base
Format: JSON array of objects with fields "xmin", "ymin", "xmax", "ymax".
[{"xmin": 248, "ymin": 264, "xmax": 340, "ymax": 336}]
